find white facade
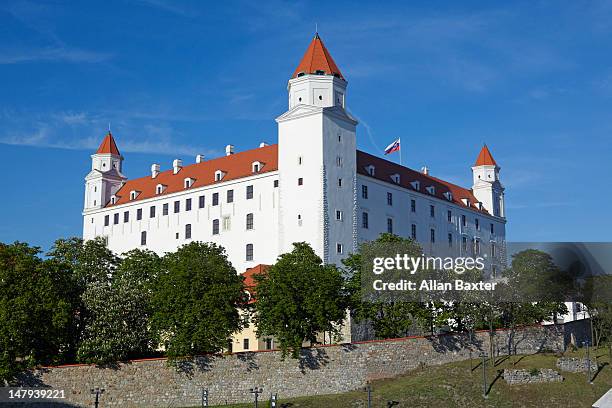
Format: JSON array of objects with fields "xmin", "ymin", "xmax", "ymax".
[{"xmin": 83, "ymin": 35, "xmax": 507, "ymax": 277}]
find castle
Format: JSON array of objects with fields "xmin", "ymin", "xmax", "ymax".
[{"xmin": 82, "ymin": 34, "xmax": 507, "ymax": 348}]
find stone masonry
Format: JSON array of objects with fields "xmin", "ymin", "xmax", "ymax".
[{"xmin": 14, "ymin": 324, "xmax": 567, "ymax": 407}]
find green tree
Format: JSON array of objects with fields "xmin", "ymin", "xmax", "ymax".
[
  {"xmin": 0, "ymin": 243, "xmax": 73, "ymax": 383},
  {"xmin": 77, "ymin": 249, "xmax": 161, "ymax": 364},
  {"xmin": 254, "ymin": 242, "xmax": 348, "ymax": 358},
  {"xmin": 151, "ymin": 242, "xmax": 245, "ymax": 360}
]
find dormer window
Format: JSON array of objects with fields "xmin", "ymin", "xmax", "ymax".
[
  {"xmin": 252, "ymin": 161, "xmax": 263, "ymax": 173},
  {"xmin": 443, "ymin": 192, "xmax": 453, "ymax": 201},
  {"xmin": 390, "ymin": 173, "xmax": 400, "ymax": 184},
  {"xmin": 156, "ymin": 184, "xmax": 167, "ymax": 195},
  {"xmin": 110, "ymin": 195, "xmax": 117, "ymax": 205},
  {"xmin": 426, "ymin": 186, "xmax": 435, "ymax": 195},
  {"xmin": 215, "ymin": 170, "xmax": 226, "ymax": 182},
  {"xmin": 129, "ymin": 190, "xmax": 140, "ymax": 200},
  {"xmin": 315, "ymin": 70, "xmax": 325, "ymax": 75},
  {"xmin": 184, "ymin": 178, "xmax": 195, "ymax": 189},
  {"xmin": 365, "ymin": 165, "xmax": 375, "ymax": 176},
  {"xmin": 297, "ymin": 72, "xmax": 305, "ymax": 77},
  {"xmin": 477, "ymin": 202, "xmax": 484, "ymax": 210},
  {"xmin": 462, "ymin": 198, "xmax": 470, "ymax": 207},
  {"xmin": 410, "ymin": 181, "xmax": 420, "ymax": 191}
]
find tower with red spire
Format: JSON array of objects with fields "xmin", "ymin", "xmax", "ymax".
[
  {"xmin": 83, "ymin": 131, "xmax": 127, "ymax": 214},
  {"xmin": 472, "ymin": 144, "xmax": 504, "ymax": 217}
]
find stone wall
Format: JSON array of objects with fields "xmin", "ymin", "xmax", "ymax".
[
  {"xmin": 556, "ymin": 357, "xmax": 598, "ymax": 373},
  {"xmin": 503, "ymin": 369, "xmax": 563, "ymax": 385},
  {"xmin": 15, "ymin": 324, "xmax": 569, "ymax": 407}
]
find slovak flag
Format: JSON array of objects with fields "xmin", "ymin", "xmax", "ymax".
[{"xmin": 384, "ymin": 138, "xmax": 401, "ymax": 155}]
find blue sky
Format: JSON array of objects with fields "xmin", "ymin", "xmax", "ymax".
[{"xmin": 1, "ymin": 0, "xmax": 611, "ymax": 251}]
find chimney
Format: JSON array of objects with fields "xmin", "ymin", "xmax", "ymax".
[
  {"xmin": 225, "ymin": 145, "xmax": 234, "ymax": 156},
  {"xmin": 259, "ymin": 142, "xmax": 268, "ymax": 148},
  {"xmin": 421, "ymin": 166, "xmax": 429, "ymax": 175},
  {"xmin": 151, "ymin": 164, "xmax": 160, "ymax": 179},
  {"xmin": 173, "ymin": 159, "xmax": 182, "ymax": 174},
  {"xmin": 196, "ymin": 154, "xmax": 205, "ymax": 164}
]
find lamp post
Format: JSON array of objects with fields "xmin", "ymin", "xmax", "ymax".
[
  {"xmin": 583, "ymin": 341, "xmax": 593, "ymax": 384},
  {"xmin": 90, "ymin": 387, "xmax": 104, "ymax": 408},
  {"xmin": 363, "ymin": 384, "xmax": 372, "ymax": 408},
  {"xmin": 250, "ymin": 386, "xmax": 263, "ymax": 408}
]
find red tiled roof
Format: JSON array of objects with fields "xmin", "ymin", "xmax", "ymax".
[
  {"xmin": 356, "ymin": 150, "xmax": 489, "ymax": 214},
  {"xmin": 474, "ymin": 144, "xmax": 497, "ymax": 166},
  {"xmin": 292, "ymin": 33, "xmax": 344, "ymax": 80},
  {"xmin": 96, "ymin": 131, "xmax": 121, "ymax": 155},
  {"xmin": 242, "ymin": 264, "xmax": 269, "ymax": 304},
  {"xmin": 106, "ymin": 144, "xmax": 278, "ymax": 207}
]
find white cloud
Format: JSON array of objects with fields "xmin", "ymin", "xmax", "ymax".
[{"xmin": 0, "ymin": 47, "xmax": 113, "ymax": 65}]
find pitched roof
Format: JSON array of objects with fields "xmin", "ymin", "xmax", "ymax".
[
  {"xmin": 356, "ymin": 150, "xmax": 489, "ymax": 214},
  {"xmin": 242, "ymin": 264, "xmax": 270, "ymax": 304},
  {"xmin": 96, "ymin": 131, "xmax": 121, "ymax": 155},
  {"xmin": 474, "ymin": 144, "xmax": 497, "ymax": 166},
  {"xmin": 292, "ymin": 33, "xmax": 344, "ymax": 80},
  {"xmin": 106, "ymin": 144, "xmax": 278, "ymax": 207}
]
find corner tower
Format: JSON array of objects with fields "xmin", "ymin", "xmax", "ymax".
[
  {"xmin": 83, "ymin": 131, "xmax": 127, "ymax": 212},
  {"xmin": 472, "ymin": 144, "xmax": 505, "ymax": 217},
  {"xmin": 277, "ymin": 34, "xmax": 357, "ymax": 266}
]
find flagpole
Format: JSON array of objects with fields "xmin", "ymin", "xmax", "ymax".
[{"xmin": 399, "ymin": 137, "xmax": 402, "ymax": 166}]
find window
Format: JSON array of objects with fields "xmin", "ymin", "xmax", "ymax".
[
  {"xmin": 185, "ymin": 224, "xmax": 192, "ymax": 239},
  {"xmin": 297, "ymin": 214, "xmax": 302, "ymax": 226},
  {"xmin": 338, "ymin": 178, "xmax": 342, "ymax": 187},
  {"xmin": 475, "ymin": 218, "xmax": 480, "ymax": 230},
  {"xmin": 246, "ymin": 244, "xmax": 253, "ymax": 261},
  {"xmin": 252, "ymin": 162, "xmax": 260, "ymax": 173},
  {"xmin": 184, "ymin": 178, "xmax": 193, "ymax": 189},
  {"xmin": 212, "ymin": 193, "xmax": 219, "ymax": 206},
  {"xmin": 104, "ymin": 215, "xmax": 109, "ymax": 226},
  {"xmin": 186, "ymin": 198, "xmax": 192, "ymax": 211},
  {"xmin": 491, "ymin": 242, "xmax": 496, "ymax": 258},
  {"xmin": 222, "ymin": 216, "xmax": 231, "ymax": 231},
  {"xmin": 114, "ymin": 213, "xmax": 119, "ymax": 224},
  {"xmin": 336, "ymin": 210, "xmax": 343, "ymax": 221},
  {"xmin": 174, "ymin": 201, "xmax": 180, "ymax": 213},
  {"xmin": 156, "ymin": 184, "xmax": 165, "ymax": 195},
  {"xmin": 461, "ymin": 214, "xmax": 466, "ymax": 227},
  {"xmin": 150, "ymin": 206, "xmax": 156, "ymax": 218},
  {"xmin": 447, "ymin": 210, "xmax": 452, "ymax": 223},
  {"xmin": 298, "ymin": 156, "xmax": 303, "ymax": 165},
  {"xmin": 137, "ymin": 208, "xmax": 142, "ymax": 221},
  {"xmin": 430, "ymin": 205, "xmax": 435, "ymax": 218},
  {"xmin": 212, "ymin": 219, "xmax": 219, "ymax": 235},
  {"xmin": 362, "ymin": 185, "xmax": 368, "ymax": 199},
  {"xmin": 362, "ymin": 212, "xmax": 369, "ymax": 229},
  {"xmin": 338, "ymin": 133, "xmax": 342, "ymax": 142},
  {"xmin": 246, "ymin": 185, "xmax": 253, "ymax": 199},
  {"xmin": 215, "ymin": 170, "xmax": 224, "ymax": 181},
  {"xmin": 140, "ymin": 231, "xmax": 147, "ymax": 246},
  {"xmin": 163, "ymin": 203, "xmax": 169, "ymax": 216},
  {"xmin": 227, "ymin": 189, "xmax": 234, "ymax": 203},
  {"xmin": 366, "ymin": 165, "xmax": 375, "ymax": 176},
  {"xmin": 130, "ymin": 191, "xmax": 138, "ymax": 200},
  {"xmin": 199, "ymin": 195, "xmax": 205, "ymax": 208},
  {"xmin": 336, "ymin": 243, "xmax": 343, "ymax": 254},
  {"xmin": 387, "ymin": 192, "xmax": 393, "ymax": 206},
  {"xmin": 246, "ymin": 213, "xmax": 254, "ymax": 230},
  {"xmin": 387, "ymin": 218, "xmax": 393, "ymax": 233},
  {"xmin": 298, "ymin": 177, "xmax": 303, "ymax": 186},
  {"xmin": 124, "ymin": 211, "xmax": 129, "ymax": 223},
  {"xmin": 473, "ymin": 238, "xmax": 480, "ymax": 255},
  {"xmin": 490, "ymin": 223, "xmax": 494, "ymax": 234},
  {"xmin": 274, "ymin": 180, "xmax": 279, "ymax": 188},
  {"xmin": 448, "ymin": 233, "xmax": 453, "ymax": 248},
  {"xmin": 411, "ymin": 199, "xmax": 416, "ymax": 213},
  {"xmin": 430, "ymin": 229, "xmax": 436, "ymax": 243},
  {"xmin": 492, "ymin": 265, "xmax": 497, "ymax": 278},
  {"xmin": 336, "ymin": 156, "xmax": 343, "ymax": 167},
  {"xmin": 243, "ymin": 338, "xmax": 249, "ymax": 350},
  {"xmin": 265, "ymin": 338, "xmax": 273, "ymax": 350},
  {"xmin": 411, "ymin": 224, "xmax": 417, "ymax": 240},
  {"xmin": 462, "ymin": 236, "xmax": 468, "ymax": 252}
]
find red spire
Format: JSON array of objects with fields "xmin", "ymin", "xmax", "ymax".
[
  {"xmin": 96, "ymin": 131, "xmax": 120, "ymax": 155},
  {"xmin": 475, "ymin": 144, "xmax": 497, "ymax": 166},
  {"xmin": 292, "ymin": 33, "xmax": 344, "ymax": 80}
]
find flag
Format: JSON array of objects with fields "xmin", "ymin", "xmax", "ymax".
[{"xmin": 384, "ymin": 139, "xmax": 400, "ymax": 155}]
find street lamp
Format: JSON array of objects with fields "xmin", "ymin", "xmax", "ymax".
[
  {"xmin": 90, "ymin": 387, "xmax": 105, "ymax": 408},
  {"xmin": 583, "ymin": 341, "xmax": 593, "ymax": 384},
  {"xmin": 480, "ymin": 352, "xmax": 488, "ymax": 399},
  {"xmin": 250, "ymin": 386, "xmax": 263, "ymax": 408},
  {"xmin": 362, "ymin": 384, "xmax": 372, "ymax": 408}
]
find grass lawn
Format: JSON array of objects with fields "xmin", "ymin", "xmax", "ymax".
[{"xmin": 194, "ymin": 348, "xmax": 611, "ymax": 408}]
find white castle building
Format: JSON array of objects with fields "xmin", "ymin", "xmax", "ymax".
[{"xmin": 83, "ymin": 34, "xmax": 507, "ymax": 280}]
